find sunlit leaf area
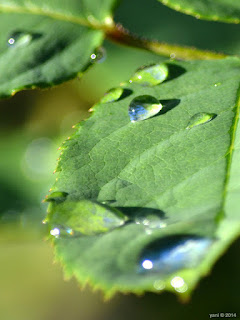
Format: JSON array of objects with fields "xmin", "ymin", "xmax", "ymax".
[{"xmin": 1, "ymin": 0, "xmax": 240, "ymax": 319}]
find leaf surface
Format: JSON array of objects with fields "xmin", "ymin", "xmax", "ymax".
[
  {"xmin": 0, "ymin": 0, "xmax": 117, "ymax": 98},
  {"xmin": 158, "ymin": 0, "xmax": 240, "ymax": 23},
  {"xmin": 47, "ymin": 58, "xmax": 240, "ymax": 297}
]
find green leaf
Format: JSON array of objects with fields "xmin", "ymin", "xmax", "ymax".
[
  {"xmin": 46, "ymin": 58, "xmax": 240, "ymax": 297},
  {"xmin": 158, "ymin": 0, "xmax": 240, "ymax": 23},
  {"xmin": 0, "ymin": 0, "xmax": 117, "ymax": 98}
]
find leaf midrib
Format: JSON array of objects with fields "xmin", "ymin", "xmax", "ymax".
[
  {"xmin": 0, "ymin": 4, "xmax": 113, "ymax": 30},
  {"xmin": 220, "ymin": 84, "xmax": 240, "ymax": 220}
]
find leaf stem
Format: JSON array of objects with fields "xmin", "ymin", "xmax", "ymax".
[{"xmin": 106, "ymin": 24, "xmax": 228, "ymax": 60}]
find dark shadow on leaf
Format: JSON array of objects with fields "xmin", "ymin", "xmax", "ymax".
[
  {"xmin": 165, "ymin": 64, "xmax": 186, "ymax": 82},
  {"xmin": 116, "ymin": 206, "xmax": 166, "ymax": 220},
  {"xmin": 118, "ymin": 89, "xmax": 133, "ymax": 101},
  {"xmin": 159, "ymin": 99, "xmax": 181, "ymax": 115}
]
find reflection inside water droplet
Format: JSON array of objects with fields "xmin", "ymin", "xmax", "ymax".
[
  {"xmin": 139, "ymin": 235, "xmax": 213, "ymax": 274},
  {"xmin": 129, "ymin": 64, "xmax": 168, "ymax": 86},
  {"xmin": 187, "ymin": 112, "xmax": 216, "ymax": 129},
  {"xmin": 142, "ymin": 260, "xmax": 153, "ymax": 270},
  {"xmin": 129, "ymin": 95, "xmax": 162, "ymax": 122}
]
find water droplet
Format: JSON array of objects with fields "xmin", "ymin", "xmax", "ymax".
[
  {"xmin": 153, "ymin": 280, "xmax": 165, "ymax": 291},
  {"xmin": 170, "ymin": 53, "xmax": 176, "ymax": 59},
  {"xmin": 129, "ymin": 64, "xmax": 168, "ymax": 86},
  {"xmin": 45, "ymin": 191, "xmax": 68, "ymax": 203},
  {"xmin": 90, "ymin": 47, "xmax": 106, "ymax": 63},
  {"xmin": 129, "ymin": 95, "xmax": 162, "ymax": 122},
  {"xmin": 171, "ymin": 276, "xmax": 188, "ymax": 293},
  {"xmin": 46, "ymin": 199, "xmax": 127, "ymax": 236},
  {"xmin": 7, "ymin": 31, "xmax": 39, "ymax": 48},
  {"xmin": 139, "ymin": 235, "xmax": 213, "ymax": 274},
  {"xmin": 214, "ymin": 82, "xmax": 221, "ymax": 87},
  {"xmin": 186, "ymin": 112, "xmax": 216, "ymax": 129},
  {"xmin": 101, "ymin": 88, "xmax": 124, "ymax": 103},
  {"xmin": 135, "ymin": 214, "xmax": 167, "ymax": 229},
  {"xmin": 49, "ymin": 225, "xmax": 74, "ymax": 238}
]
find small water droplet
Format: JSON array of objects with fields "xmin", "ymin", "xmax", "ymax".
[
  {"xmin": 46, "ymin": 199, "xmax": 127, "ymax": 236},
  {"xmin": 170, "ymin": 53, "xmax": 176, "ymax": 59},
  {"xmin": 138, "ymin": 235, "xmax": 213, "ymax": 274},
  {"xmin": 101, "ymin": 88, "xmax": 124, "ymax": 103},
  {"xmin": 49, "ymin": 225, "xmax": 74, "ymax": 238},
  {"xmin": 214, "ymin": 82, "xmax": 221, "ymax": 87},
  {"xmin": 135, "ymin": 214, "xmax": 167, "ymax": 229},
  {"xmin": 7, "ymin": 31, "xmax": 39, "ymax": 48},
  {"xmin": 45, "ymin": 191, "xmax": 68, "ymax": 203},
  {"xmin": 129, "ymin": 95, "xmax": 162, "ymax": 122},
  {"xmin": 90, "ymin": 47, "xmax": 106, "ymax": 63},
  {"xmin": 129, "ymin": 64, "xmax": 168, "ymax": 86},
  {"xmin": 186, "ymin": 112, "xmax": 216, "ymax": 129},
  {"xmin": 153, "ymin": 280, "xmax": 165, "ymax": 291},
  {"xmin": 171, "ymin": 276, "xmax": 188, "ymax": 293}
]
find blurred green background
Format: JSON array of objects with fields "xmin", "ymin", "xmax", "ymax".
[{"xmin": 1, "ymin": 0, "xmax": 240, "ymax": 319}]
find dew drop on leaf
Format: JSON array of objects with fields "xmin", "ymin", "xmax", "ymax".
[
  {"xmin": 135, "ymin": 214, "xmax": 167, "ymax": 229},
  {"xmin": 171, "ymin": 276, "xmax": 188, "ymax": 293},
  {"xmin": 101, "ymin": 88, "xmax": 124, "ymax": 103},
  {"xmin": 138, "ymin": 235, "xmax": 213, "ymax": 274},
  {"xmin": 7, "ymin": 31, "xmax": 40, "ymax": 48},
  {"xmin": 153, "ymin": 280, "xmax": 165, "ymax": 291},
  {"xmin": 129, "ymin": 64, "xmax": 168, "ymax": 86},
  {"xmin": 186, "ymin": 112, "xmax": 216, "ymax": 129},
  {"xmin": 90, "ymin": 47, "xmax": 106, "ymax": 63},
  {"xmin": 45, "ymin": 191, "xmax": 68, "ymax": 203},
  {"xmin": 49, "ymin": 225, "xmax": 74, "ymax": 238},
  {"xmin": 45, "ymin": 198, "xmax": 127, "ymax": 236},
  {"xmin": 128, "ymin": 95, "xmax": 162, "ymax": 122}
]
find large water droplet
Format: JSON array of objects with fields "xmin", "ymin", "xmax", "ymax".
[
  {"xmin": 129, "ymin": 64, "xmax": 168, "ymax": 86},
  {"xmin": 129, "ymin": 95, "xmax": 162, "ymax": 122},
  {"xmin": 7, "ymin": 31, "xmax": 40, "ymax": 48},
  {"xmin": 45, "ymin": 199, "xmax": 127, "ymax": 236},
  {"xmin": 139, "ymin": 235, "xmax": 213, "ymax": 274},
  {"xmin": 90, "ymin": 47, "xmax": 106, "ymax": 63},
  {"xmin": 187, "ymin": 112, "xmax": 216, "ymax": 129}
]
